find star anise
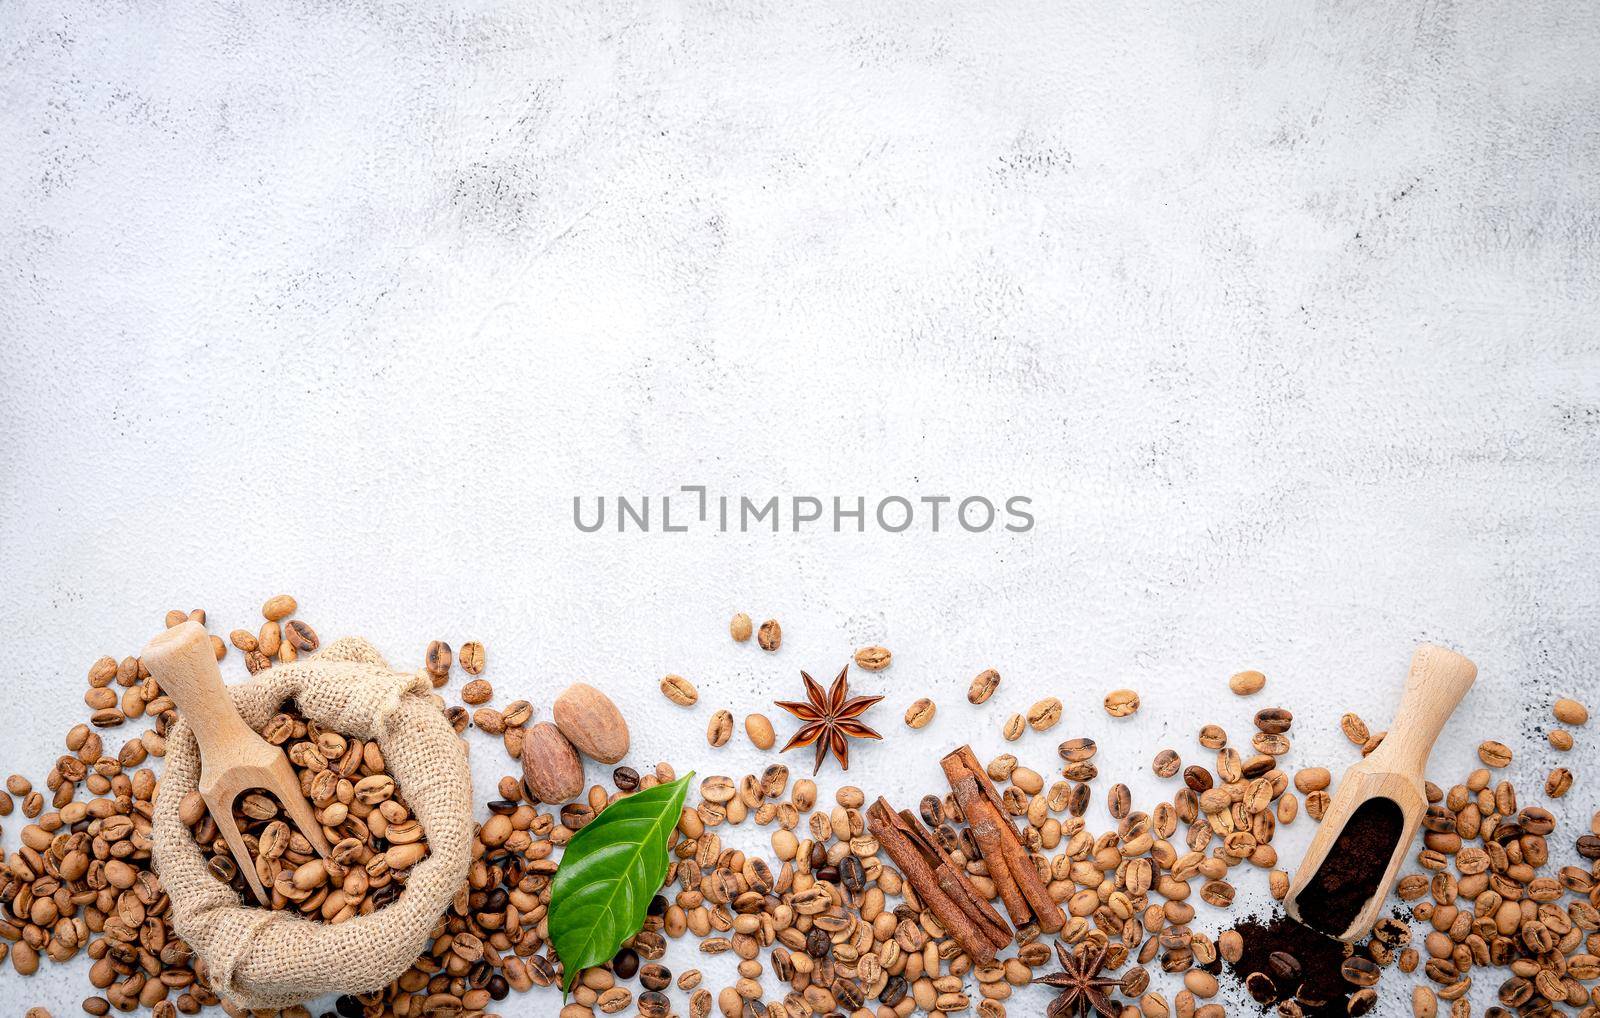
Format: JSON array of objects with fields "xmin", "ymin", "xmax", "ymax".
[
  {"xmin": 1033, "ymin": 941, "xmax": 1122, "ymax": 1018},
  {"xmin": 774, "ymin": 666, "xmax": 883, "ymax": 774}
]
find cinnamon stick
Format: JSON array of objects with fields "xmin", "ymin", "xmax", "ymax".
[
  {"xmin": 896, "ymin": 809, "xmax": 1012, "ymax": 951},
  {"xmin": 867, "ymin": 798, "xmax": 1001, "ymax": 963},
  {"xmin": 941, "ymin": 744, "xmax": 1065, "ymax": 933}
]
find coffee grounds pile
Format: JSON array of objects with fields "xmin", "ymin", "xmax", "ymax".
[
  {"xmin": 1296, "ymin": 796, "xmax": 1404, "ymax": 936},
  {"xmin": 1225, "ymin": 912, "xmax": 1357, "ymax": 1018}
]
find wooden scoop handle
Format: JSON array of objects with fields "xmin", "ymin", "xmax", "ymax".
[
  {"xmin": 141, "ymin": 621, "xmax": 261, "ymax": 765},
  {"xmin": 1365, "ymin": 644, "xmax": 1478, "ymax": 778}
]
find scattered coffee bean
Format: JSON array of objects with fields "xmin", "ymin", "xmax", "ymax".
[
  {"xmin": 262, "ymin": 593, "xmax": 297, "ymax": 620},
  {"xmin": 1340, "ymin": 712, "xmax": 1369, "ymax": 745},
  {"xmin": 1230, "ymin": 669, "xmax": 1266, "ymax": 695},
  {"xmin": 707, "ymin": 709, "xmax": 733, "ymax": 747},
  {"xmin": 1546, "ymin": 766, "xmax": 1573, "ymax": 797},
  {"xmin": 744, "ymin": 713, "xmax": 775, "ymax": 749},
  {"xmin": 968, "ymin": 668, "xmax": 1001, "ymax": 705},
  {"xmin": 1027, "ymin": 697, "xmax": 1062, "ymax": 731},
  {"xmin": 1254, "ymin": 707, "xmax": 1293, "ymax": 734},
  {"xmin": 1104, "ymin": 689, "xmax": 1140, "ymax": 718},
  {"xmin": 854, "ymin": 646, "xmax": 892, "ymax": 671},
  {"xmin": 1477, "ymin": 740, "xmax": 1512, "ymax": 767},
  {"xmin": 904, "ymin": 698, "xmax": 936, "ymax": 729},
  {"xmin": 1551, "ymin": 696, "xmax": 1588, "ymax": 726},
  {"xmin": 660, "ymin": 674, "xmax": 699, "ymax": 706},
  {"xmin": 757, "ymin": 619, "xmax": 781, "ymax": 651}
]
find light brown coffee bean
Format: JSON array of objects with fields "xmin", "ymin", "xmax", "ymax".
[
  {"xmin": 905, "ymin": 699, "xmax": 936, "ymax": 729},
  {"xmin": 1304, "ymin": 790, "xmax": 1330, "ymax": 821},
  {"xmin": 229, "ymin": 629, "xmax": 258, "ymax": 652},
  {"xmin": 472, "ymin": 708, "xmax": 505, "ymax": 735},
  {"xmin": 1108, "ymin": 783, "xmax": 1131, "ymax": 818},
  {"xmin": 1104, "ymin": 689, "xmax": 1140, "ymax": 718},
  {"xmin": 1477, "ymin": 741, "xmax": 1512, "ymax": 767},
  {"xmin": 502, "ymin": 699, "xmax": 533, "ymax": 727},
  {"xmin": 1229, "ymin": 670, "xmax": 1265, "ymax": 695},
  {"xmin": 1549, "ymin": 729, "xmax": 1573, "ymax": 751},
  {"xmin": 1028, "ymin": 697, "xmax": 1063, "ymax": 732},
  {"xmin": 425, "ymin": 640, "xmax": 452, "ymax": 681},
  {"xmin": 968, "ymin": 668, "xmax": 1001, "ymax": 704},
  {"xmin": 1199, "ymin": 880, "xmax": 1234, "ymax": 907},
  {"xmin": 1198, "ymin": 725, "xmax": 1227, "ymax": 750},
  {"xmin": 757, "ymin": 619, "xmax": 781, "ymax": 651},
  {"xmin": 1554, "ymin": 698, "xmax": 1589, "ymax": 725},
  {"xmin": 1058, "ymin": 737, "xmax": 1097, "ymax": 762},
  {"xmin": 461, "ymin": 679, "xmax": 493, "ymax": 705},
  {"xmin": 660, "ymin": 674, "xmax": 699, "ymax": 706},
  {"xmin": 707, "ymin": 710, "xmax": 733, "ymax": 748},
  {"xmin": 1546, "ymin": 767, "xmax": 1573, "ymax": 798},
  {"xmin": 854, "ymin": 646, "xmax": 892, "ymax": 671},
  {"xmin": 1294, "ymin": 767, "xmax": 1331, "ymax": 793},
  {"xmin": 1340, "ymin": 712, "xmax": 1369, "ymax": 745},
  {"xmin": 1153, "ymin": 749, "xmax": 1181, "ymax": 778},
  {"xmin": 258, "ymin": 620, "xmax": 282, "ymax": 656},
  {"xmin": 1002, "ymin": 713, "xmax": 1025, "ymax": 741},
  {"xmin": 744, "ymin": 713, "xmax": 775, "ymax": 750},
  {"xmin": 262, "ymin": 594, "xmax": 297, "ymax": 620},
  {"xmin": 458, "ymin": 641, "xmax": 485, "ymax": 675},
  {"xmin": 729, "ymin": 613, "xmax": 752, "ymax": 642}
]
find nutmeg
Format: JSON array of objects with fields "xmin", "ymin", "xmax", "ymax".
[
  {"xmin": 520, "ymin": 722, "xmax": 585, "ymax": 804},
  {"xmin": 552, "ymin": 683, "xmax": 631, "ymax": 764}
]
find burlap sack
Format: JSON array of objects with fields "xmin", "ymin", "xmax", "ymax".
[{"xmin": 152, "ymin": 637, "xmax": 473, "ymax": 1011}]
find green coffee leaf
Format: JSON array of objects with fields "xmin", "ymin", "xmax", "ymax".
[{"xmin": 548, "ymin": 772, "xmax": 693, "ymax": 993}]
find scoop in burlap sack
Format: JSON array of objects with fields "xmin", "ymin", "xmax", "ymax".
[{"xmin": 152, "ymin": 637, "xmax": 473, "ymax": 1011}]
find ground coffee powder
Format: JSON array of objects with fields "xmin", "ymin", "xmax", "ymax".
[
  {"xmin": 1296, "ymin": 796, "xmax": 1405, "ymax": 936},
  {"xmin": 1225, "ymin": 912, "xmax": 1358, "ymax": 1017}
]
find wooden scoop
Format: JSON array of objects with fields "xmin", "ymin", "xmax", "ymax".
[
  {"xmin": 1284, "ymin": 644, "xmax": 1477, "ymax": 941},
  {"xmin": 142, "ymin": 621, "xmax": 331, "ymax": 904}
]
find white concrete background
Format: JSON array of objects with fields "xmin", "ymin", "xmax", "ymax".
[{"xmin": 2, "ymin": 0, "xmax": 1598, "ymax": 1015}]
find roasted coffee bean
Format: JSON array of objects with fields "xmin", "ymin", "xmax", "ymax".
[
  {"xmin": 1341, "ymin": 957, "xmax": 1381, "ymax": 987},
  {"xmin": 1477, "ymin": 741, "xmax": 1512, "ymax": 767},
  {"xmin": 968, "ymin": 669, "xmax": 1001, "ymax": 704},
  {"xmin": 1254, "ymin": 707, "xmax": 1293, "ymax": 734},
  {"xmin": 1246, "ymin": 972, "xmax": 1278, "ymax": 1004},
  {"xmin": 1108, "ymin": 784, "xmax": 1131, "ymax": 819},
  {"xmin": 1059, "ymin": 737, "xmax": 1098, "ymax": 762},
  {"xmin": 1268, "ymin": 952, "xmax": 1302, "ymax": 982},
  {"xmin": 612, "ymin": 947, "xmax": 639, "ymax": 979}
]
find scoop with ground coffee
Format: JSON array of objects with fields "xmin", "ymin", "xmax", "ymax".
[{"xmin": 1296, "ymin": 796, "xmax": 1404, "ymax": 936}]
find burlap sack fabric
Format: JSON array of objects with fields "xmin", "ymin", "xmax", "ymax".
[{"xmin": 152, "ymin": 637, "xmax": 473, "ymax": 1011}]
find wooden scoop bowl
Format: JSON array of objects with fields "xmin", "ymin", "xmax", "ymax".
[
  {"xmin": 1284, "ymin": 644, "xmax": 1477, "ymax": 941},
  {"xmin": 141, "ymin": 621, "xmax": 331, "ymax": 904}
]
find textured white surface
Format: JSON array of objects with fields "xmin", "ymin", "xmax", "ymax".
[{"xmin": 2, "ymin": 0, "xmax": 1599, "ymax": 1015}]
